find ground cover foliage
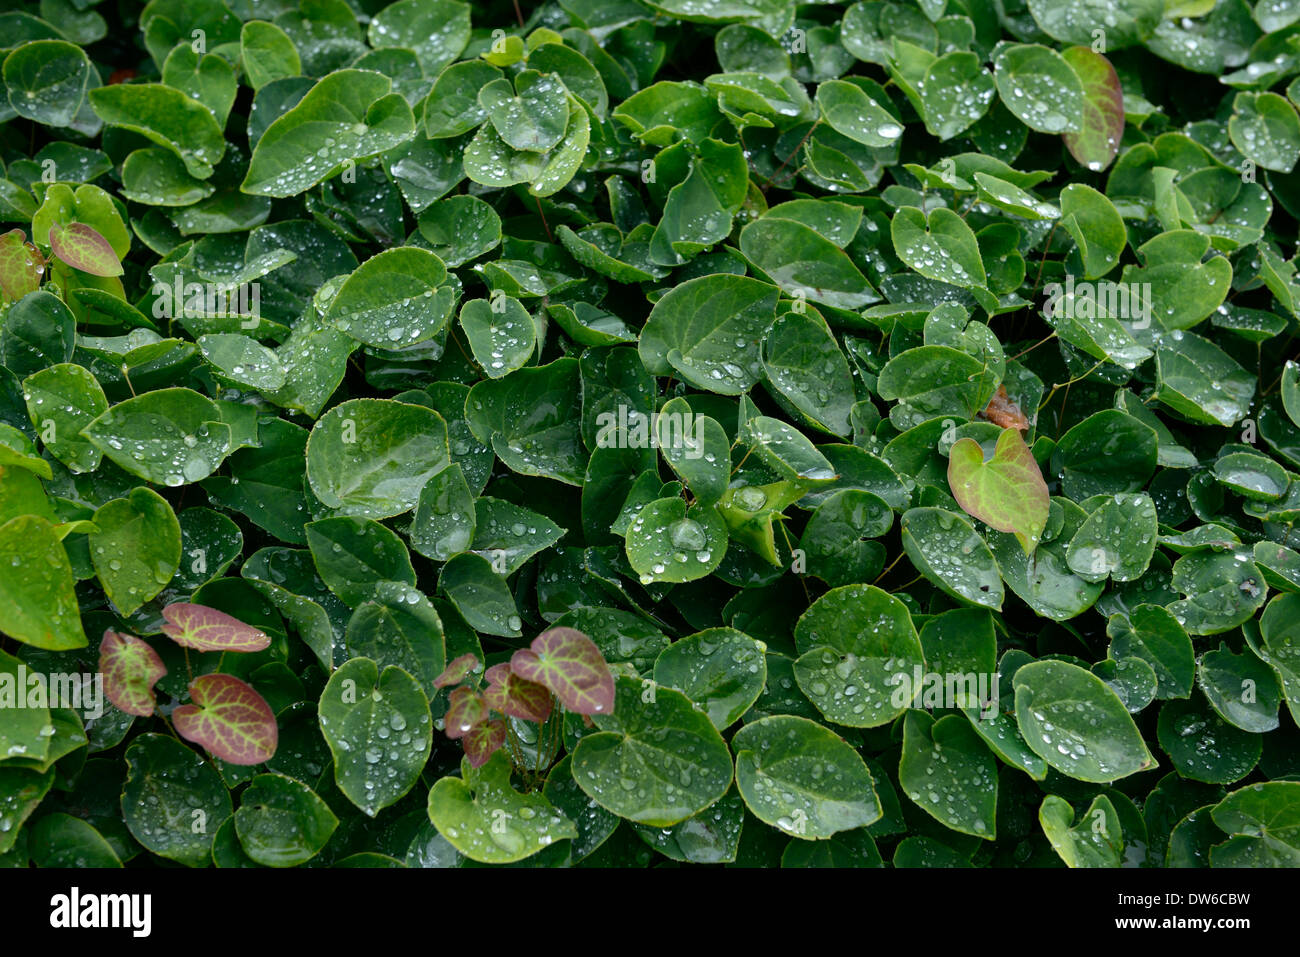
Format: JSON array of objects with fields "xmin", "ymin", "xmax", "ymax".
[{"xmin": 1, "ymin": 0, "xmax": 1300, "ymax": 869}]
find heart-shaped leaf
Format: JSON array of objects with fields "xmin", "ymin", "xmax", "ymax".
[
  {"xmin": 98, "ymin": 629, "xmax": 166, "ymax": 717},
  {"xmin": 510, "ymin": 627, "xmax": 615, "ymax": 716},
  {"xmin": 948, "ymin": 427, "xmax": 1050, "ymax": 553},
  {"xmin": 173, "ymin": 673, "xmax": 279, "ymax": 766}
]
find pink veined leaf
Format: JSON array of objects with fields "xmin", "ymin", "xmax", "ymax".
[
  {"xmin": 483, "ymin": 667, "xmax": 553, "ymax": 723},
  {"xmin": 172, "ymin": 673, "xmax": 278, "ymax": 765},
  {"xmin": 483, "ymin": 662, "xmax": 511, "ymax": 685},
  {"xmin": 160, "ymin": 602, "xmax": 271, "ymax": 652},
  {"xmin": 461, "ymin": 719, "xmax": 506, "ymax": 768},
  {"xmin": 444, "ymin": 686, "xmax": 486, "ymax": 739},
  {"xmin": 0, "ymin": 229, "xmax": 43, "ymax": 302},
  {"xmin": 510, "ymin": 627, "xmax": 615, "ymax": 716},
  {"xmin": 434, "ymin": 652, "xmax": 480, "ymax": 688},
  {"xmin": 47, "ymin": 221, "xmax": 123, "ymax": 277},
  {"xmin": 98, "ymin": 629, "xmax": 166, "ymax": 717}
]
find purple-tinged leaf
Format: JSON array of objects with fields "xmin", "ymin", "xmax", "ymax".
[
  {"xmin": 483, "ymin": 667, "xmax": 553, "ymax": 723},
  {"xmin": 160, "ymin": 602, "xmax": 271, "ymax": 652},
  {"xmin": 462, "ymin": 719, "xmax": 506, "ymax": 768},
  {"xmin": 445, "ymin": 686, "xmax": 486, "ymax": 739},
  {"xmin": 98, "ymin": 629, "xmax": 166, "ymax": 717},
  {"xmin": 47, "ymin": 221, "xmax": 123, "ymax": 277},
  {"xmin": 173, "ymin": 673, "xmax": 278, "ymax": 765},
  {"xmin": 434, "ymin": 652, "xmax": 479, "ymax": 689},
  {"xmin": 1061, "ymin": 46, "xmax": 1124, "ymax": 173},
  {"xmin": 510, "ymin": 627, "xmax": 615, "ymax": 716},
  {"xmin": 0, "ymin": 229, "xmax": 43, "ymax": 302}
]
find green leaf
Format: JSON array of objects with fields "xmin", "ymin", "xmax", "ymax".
[
  {"xmin": 919, "ymin": 52, "xmax": 996, "ymax": 140},
  {"xmin": 0, "ymin": 766, "xmax": 53, "ymax": 855},
  {"xmin": 416, "ymin": 195, "xmax": 501, "ymax": 267},
  {"xmin": 22, "ymin": 362, "xmax": 106, "ymax": 473},
  {"xmin": 427, "ymin": 751, "xmax": 576, "ymax": 863},
  {"xmin": 1014, "ymin": 659, "xmax": 1156, "ymax": 782},
  {"xmin": 326, "ymin": 246, "xmax": 454, "ymax": 350},
  {"xmin": 798, "ymin": 488, "xmax": 891, "ymax": 588},
  {"xmin": 305, "ymin": 398, "xmax": 449, "ymax": 519},
  {"xmin": 1, "ymin": 290, "xmax": 75, "ymax": 378},
  {"xmin": 464, "ymin": 359, "xmax": 586, "ymax": 485},
  {"xmin": 241, "ymin": 20, "xmax": 301, "ymax": 91},
  {"xmin": 638, "ymin": 273, "xmax": 778, "ymax": 395},
  {"xmin": 793, "ymin": 584, "xmax": 926, "ymax": 728},
  {"xmin": 625, "ymin": 496, "xmax": 728, "ymax": 584},
  {"xmin": 992, "ymin": 43, "xmax": 1084, "ymax": 134},
  {"xmin": 1055, "ymin": 409, "xmax": 1157, "ymax": 499},
  {"xmin": 1039, "ymin": 794, "xmax": 1124, "ymax": 867},
  {"xmin": 409, "ymin": 463, "xmax": 475, "ymax": 562},
  {"xmin": 899, "ymin": 711, "xmax": 997, "ymax": 839},
  {"xmin": 732, "ymin": 715, "xmax": 881, "ymax": 839},
  {"xmin": 198, "ymin": 334, "xmax": 286, "ymax": 392},
  {"xmin": 740, "ymin": 217, "xmax": 878, "ymax": 311},
  {"xmin": 122, "ymin": 734, "xmax": 232, "ymax": 868},
  {"xmin": 948, "ymin": 427, "xmax": 1049, "ymax": 553},
  {"xmin": 1157, "ymin": 696, "xmax": 1261, "ymax": 784},
  {"xmin": 0, "ymin": 514, "xmax": 85, "ymax": 650},
  {"xmin": 82, "ymin": 387, "xmax": 233, "ymax": 487},
  {"xmin": 235, "ymin": 772, "xmax": 338, "ymax": 867},
  {"xmin": 1058, "ymin": 183, "xmax": 1126, "ymax": 279},
  {"xmin": 243, "ymin": 70, "xmax": 415, "ymax": 197},
  {"xmin": 438, "ymin": 552, "xmax": 521, "ymax": 638},
  {"xmin": 306, "ymin": 516, "xmax": 416, "ymax": 608},
  {"xmin": 1209, "ymin": 781, "xmax": 1300, "ymax": 866},
  {"xmin": 459, "ymin": 295, "xmax": 536, "ymax": 378},
  {"xmin": 89, "ymin": 487, "xmax": 181, "ymax": 617},
  {"xmin": 653, "ymin": 627, "xmax": 767, "ymax": 730},
  {"xmin": 1168, "ymin": 550, "xmax": 1267, "ymax": 635},
  {"xmin": 345, "ymin": 581, "xmax": 446, "ymax": 695},
  {"xmin": 174, "ymin": 674, "xmax": 279, "ymax": 766},
  {"xmin": 88, "ymin": 83, "xmax": 225, "ymax": 179},
  {"xmin": 1230, "ymin": 91, "xmax": 1300, "ymax": 174},
  {"xmin": 320, "ymin": 657, "xmax": 432, "ymax": 817},
  {"xmin": 815, "ymin": 79, "xmax": 903, "ymax": 147},
  {"xmin": 3, "ymin": 39, "xmax": 91, "ymax": 127},
  {"xmin": 890, "ymin": 207, "xmax": 988, "ymax": 290},
  {"xmin": 572, "ymin": 676, "xmax": 733, "ymax": 827},
  {"xmin": 29, "ymin": 813, "xmax": 122, "ymax": 868},
  {"xmin": 900, "ymin": 507, "xmax": 1004, "ymax": 610},
  {"xmin": 1260, "ymin": 593, "xmax": 1300, "ymax": 727},
  {"xmin": 1107, "ymin": 604, "xmax": 1195, "ymax": 699},
  {"xmin": 1065, "ymin": 492, "xmax": 1158, "ymax": 582},
  {"xmin": 368, "ymin": 0, "xmax": 469, "ymax": 76}
]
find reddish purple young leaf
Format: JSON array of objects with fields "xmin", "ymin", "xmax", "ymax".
[
  {"xmin": 510, "ymin": 627, "xmax": 615, "ymax": 716},
  {"xmin": 0, "ymin": 229, "xmax": 43, "ymax": 302},
  {"xmin": 172, "ymin": 673, "xmax": 278, "ymax": 765},
  {"xmin": 434, "ymin": 652, "xmax": 480, "ymax": 689},
  {"xmin": 98, "ymin": 629, "xmax": 166, "ymax": 717},
  {"xmin": 444, "ymin": 686, "xmax": 486, "ymax": 739},
  {"xmin": 160, "ymin": 602, "xmax": 271, "ymax": 653},
  {"xmin": 462, "ymin": 719, "xmax": 507, "ymax": 768},
  {"xmin": 47, "ymin": 221, "xmax": 123, "ymax": 277},
  {"xmin": 483, "ymin": 668, "xmax": 553, "ymax": 723}
]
